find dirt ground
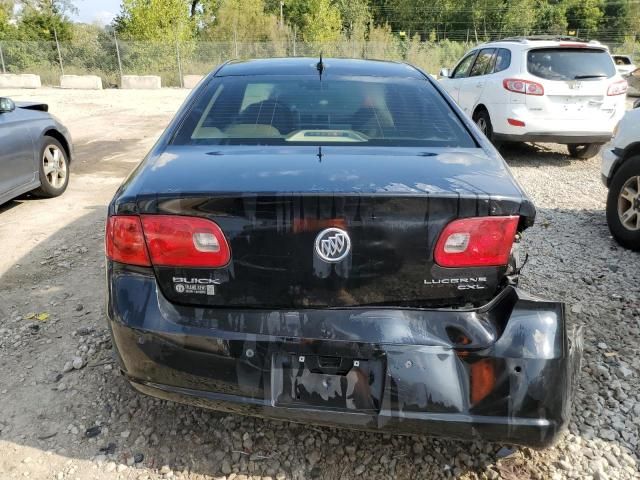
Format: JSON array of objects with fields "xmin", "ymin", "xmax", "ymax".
[{"xmin": 0, "ymin": 88, "xmax": 638, "ymax": 480}]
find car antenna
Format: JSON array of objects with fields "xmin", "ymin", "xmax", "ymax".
[
  {"xmin": 315, "ymin": 53, "xmax": 325, "ymax": 160},
  {"xmin": 316, "ymin": 52, "xmax": 324, "ymax": 80}
]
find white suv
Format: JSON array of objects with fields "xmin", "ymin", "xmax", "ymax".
[{"xmin": 440, "ymin": 37, "xmax": 628, "ymax": 159}]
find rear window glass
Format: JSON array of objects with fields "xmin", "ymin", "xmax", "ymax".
[
  {"xmin": 172, "ymin": 75, "xmax": 475, "ymax": 148},
  {"xmin": 493, "ymin": 49, "xmax": 511, "ymax": 73},
  {"xmin": 613, "ymin": 56, "xmax": 631, "ymax": 65},
  {"xmin": 527, "ymin": 48, "xmax": 616, "ymax": 81}
]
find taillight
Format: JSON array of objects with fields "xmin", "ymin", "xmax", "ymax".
[
  {"xmin": 106, "ymin": 215, "xmax": 230, "ymax": 268},
  {"xmin": 434, "ymin": 216, "xmax": 519, "ymax": 268},
  {"xmin": 503, "ymin": 78, "xmax": 544, "ymax": 96},
  {"xmin": 105, "ymin": 216, "xmax": 151, "ymax": 267},
  {"xmin": 141, "ymin": 215, "xmax": 230, "ymax": 267},
  {"xmin": 607, "ymin": 79, "xmax": 628, "ymax": 96}
]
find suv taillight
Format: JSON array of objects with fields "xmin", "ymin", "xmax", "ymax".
[
  {"xmin": 607, "ymin": 79, "xmax": 628, "ymax": 96},
  {"xmin": 503, "ymin": 78, "xmax": 544, "ymax": 96},
  {"xmin": 434, "ymin": 216, "xmax": 519, "ymax": 268},
  {"xmin": 106, "ymin": 215, "xmax": 231, "ymax": 268}
]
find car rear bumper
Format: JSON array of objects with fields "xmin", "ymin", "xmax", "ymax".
[
  {"xmin": 494, "ymin": 132, "xmax": 612, "ymax": 144},
  {"xmin": 107, "ymin": 262, "xmax": 582, "ymax": 448},
  {"xmin": 489, "ymin": 103, "xmax": 622, "ymax": 143}
]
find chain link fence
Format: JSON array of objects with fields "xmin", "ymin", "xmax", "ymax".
[{"xmin": 0, "ymin": 37, "xmax": 637, "ymax": 88}]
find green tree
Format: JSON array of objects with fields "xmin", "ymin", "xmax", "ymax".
[
  {"xmin": 498, "ymin": 0, "xmax": 538, "ymax": 36},
  {"xmin": 334, "ymin": 0, "xmax": 370, "ymax": 38},
  {"xmin": 300, "ymin": 0, "xmax": 341, "ymax": 42},
  {"xmin": 198, "ymin": 0, "xmax": 284, "ymax": 42},
  {"xmin": 602, "ymin": 0, "xmax": 631, "ymax": 40},
  {"xmin": 565, "ymin": 0, "xmax": 604, "ymax": 35},
  {"xmin": 114, "ymin": 0, "xmax": 194, "ymax": 41},
  {"xmin": 0, "ymin": 0, "xmax": 15, "ymax": 40},
  {"xmin": 533, "ymin": 0, "xmax": 568, "ymax": 35},
  {"xmin": 15, "ymin": 0, "xmax": 75, "ymax": 41}
]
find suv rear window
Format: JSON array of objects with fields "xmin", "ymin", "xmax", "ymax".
[
  {"xmin": 527, "ymin": 48, "xmax": 616, "ymax": 81},
  {"xmin": 172, "ymin": 75, "xmax": 475, "ymax": 148}
]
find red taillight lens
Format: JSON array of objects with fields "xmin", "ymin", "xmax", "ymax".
[
  {"xmin": 434, "ymin": 216, "xmax": 519, "ymax": 268},
  {"xmin": 141, "ymin": 215, "xmax": 230, "ymax": 267},
  {"xmin": 607, "ymin": 79, "xmax": 628, "ymax": 96},
  {"xmin": 503, "ymin": 78, "xmax": 544, "ymax": 96},
  {"xmin": 105, "ymin": 216, "xmax": 151, "ymax": 267}
]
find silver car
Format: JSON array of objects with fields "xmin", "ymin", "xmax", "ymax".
[{"xmin": 0, "ymin": 97, "xmax": 72, "ymax": 205}]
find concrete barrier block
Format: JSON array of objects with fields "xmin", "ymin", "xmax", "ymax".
[
  {"xmin": 60, "ymin": 74, "xmax": 103, "ymax": 90},
  {"xmin": 183, "ymin": 74, "xmax": 204, "ymax": 89},
  {"xmin": 0, "ymin": 74, "xmax": 42, "ymax": 89},
  {"xmin": 121, "ymin": 75, "xmax": 162, "ymax": 89}
]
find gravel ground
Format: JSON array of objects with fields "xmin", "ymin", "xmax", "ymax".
[{"xmin": 0, "ymin": 89, "xmax": 638, "ymax": 480}]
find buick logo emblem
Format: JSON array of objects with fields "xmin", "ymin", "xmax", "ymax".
[{"xmin": 314, "ymin": 227, "xmax": 351, "ymax": 263}]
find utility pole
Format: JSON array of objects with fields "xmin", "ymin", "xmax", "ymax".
[
  {"xmin": 113, "ymin": 30, "xmax": 123, "ymax": 82},
  {"xmin": 176, "ymin": 39, "xmax": 183, "ymax": 88},
  {"xmin": 0, "ymin": 43, "xmax": 5, "ymax": 74},
  {"xmin": 293, "ymin": 25, "xmax": 296, "ymax": 56},
  {"xmin": 280, "ymin": 2, "xmax": 284, "ymax": 29},
  {"xmin": 53, "ymin": 27, "xmax": 64, "ymax": 76}
]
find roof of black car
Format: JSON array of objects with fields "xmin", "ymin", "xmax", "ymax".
[{"xmin": 216, "ymin": 57, "xmax": 425, "ymax": 78}]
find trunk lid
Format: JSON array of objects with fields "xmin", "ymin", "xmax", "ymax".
[{"xmin": 127, "ymin": 146, "xmax": 534, "ymax": 309}]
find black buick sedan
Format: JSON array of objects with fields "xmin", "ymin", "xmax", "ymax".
[{"xmin": 106, "ymin": 58, "xmax": 580, "ymax": 447}]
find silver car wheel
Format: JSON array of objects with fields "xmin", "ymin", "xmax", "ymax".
[
  {"xmin": 618, "ymin": 175, "xmax": 640, "ymax": 231},
  {"xmin": 42, "ymin": 145, "xmax": 67, "ymax": 189}
]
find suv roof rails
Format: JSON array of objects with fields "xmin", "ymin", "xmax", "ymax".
[{"xmin": 499, "ymin": 35, "xmax": 599, "ymax": 44}]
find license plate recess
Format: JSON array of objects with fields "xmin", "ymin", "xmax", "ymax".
[{"xmin": 272, "ymin": 354, "xmax": 385, "ymax": 413}]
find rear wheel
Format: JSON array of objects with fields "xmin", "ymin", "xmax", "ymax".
[
  {"xmin": 606, "ymin": 155, "xmax": 640, "ymax": 250},
  {"xmin": 32, "ymin": 137, "xmax": 69, "ymax": 198},
  {"xmin": 473, "ymin": 109, "xmax": 493, "ymax": 141},
  {"xmin": 567, "ymin": 143, "xmax": 601, "ymax": 160}
]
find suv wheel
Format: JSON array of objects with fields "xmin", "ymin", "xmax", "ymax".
[
  {"xmin": 567, "ymin": 143, "xmax": 601, "ymax": 160},
  {"xmin": 32, "ymin": 136, "xmax": 70, "ymax": 198},
  {"xmin": 473, "ymin": 109, "xmax": 493, "ymax": 140},
  {"xmin": 606, "ymin": 155, "xmax": 640, "ymax": 251},
  {"xmin": 472, "ymin": 109, "xmax": 500, "ymax": 146}
]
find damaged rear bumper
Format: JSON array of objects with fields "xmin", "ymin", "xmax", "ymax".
[{"xmin": 107, "ymin": 263, "xmax": 582, "ymax": 447}]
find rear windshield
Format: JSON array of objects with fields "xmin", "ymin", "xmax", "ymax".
[
  {"xmin": 527, "ymin": 48, "xmax": 616, "ymax": 81},
  {"xmin": 172, "ymin": 75, "xmax": 475, "ymax": 147}
]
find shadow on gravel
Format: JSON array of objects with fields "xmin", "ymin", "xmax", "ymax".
[
  {"xmin": 0, "ymin": 203, "xmax": 636, "ymax": 479},
  {"xmin": 72, "ymin": 138, "xmax": 143, "ymax": 177},
  {"xmin": 500, "ymin": 142, "xmax": 573, "ymax": 167}
]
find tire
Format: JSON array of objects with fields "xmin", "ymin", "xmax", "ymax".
[
  {"xmin": 606, "ymin": 155, "xmax": 640, "ymax": 251},
  {"xmin": 32, "ymin": 136, "xmax": 70, "ymax": 198},
  {"xmin": 567, "ymin": 143, "xmax": 601, "ymax": 160},
  {"xmin": 472, "ymin": 108, "xmax": 501, "ymax": 148},
  {"xmin": 472, "ymin": 108, "xmax": 492, "ymax": 139}
]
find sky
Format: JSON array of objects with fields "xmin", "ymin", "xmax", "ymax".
[{"xmin": 72, "ymin": 0, "xmax": 121, "ymax": 25}]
